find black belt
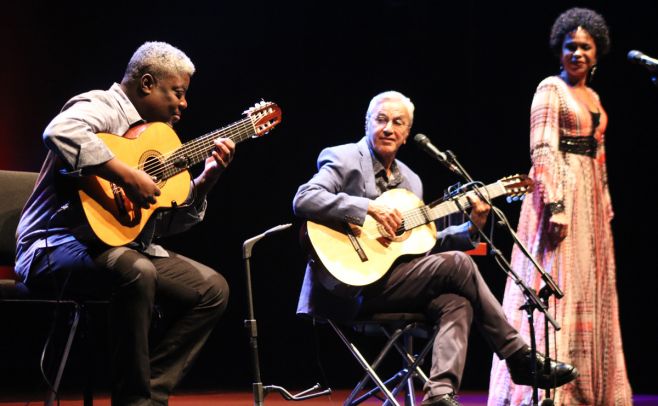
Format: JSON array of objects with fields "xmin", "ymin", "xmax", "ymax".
[{"xmin": 559, "ymin": 135, "xmax": 597, "ymax": 157}]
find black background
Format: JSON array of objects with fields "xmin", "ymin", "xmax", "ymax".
[{"xmin": 1, "ymin": 0, "xmax": 656, "ymax": 397}]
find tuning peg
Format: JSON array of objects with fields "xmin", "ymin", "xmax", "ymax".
[{"xmin": 244, "ymin": 103, "xmax": 260, "ymax": 115}]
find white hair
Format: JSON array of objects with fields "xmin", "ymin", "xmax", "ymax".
[
  {"xmin": 123, "ymin": 41, "xmax": 195, "ymax": 81},
  {"xmin": 365, "ymin": 90, "xmax": 415, "ymax": 125}
]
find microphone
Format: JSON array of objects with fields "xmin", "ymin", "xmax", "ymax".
[
  {"xmin": 413, "ymin": 133, "xmax": 458, "ymax": 173},
  {"xmin": 628, "ymin": 50, "xmax": 658, "ymax": 71}
]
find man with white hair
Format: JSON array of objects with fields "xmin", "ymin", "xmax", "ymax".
[
  {"xmin": 16, "ymin": 41, "xmax": 233, "ymax": 405},
  {"xmin": 293, "ymin": 90, "xmax": 578, "ymax": 406}
]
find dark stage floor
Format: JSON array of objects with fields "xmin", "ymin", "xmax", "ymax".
[
  {"xmin": 0, "ymin": 390, "xmax": 482, "ymax": 406},
  {"xmin": 2, "ymin": 390, "xmax": 658, "ymax": 406}
]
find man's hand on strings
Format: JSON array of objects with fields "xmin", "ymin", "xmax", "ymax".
[
  {"xmin": 92, "ymin": 157, "xmax": 160, "ymax": 209},
  {"xmin": 367, "ymin": 201, "xmax": 402, "ymax": 239},
  {"xmin": 203, "ymin": 138, "xmax": 235, "ymax": 179},
  {"xmin": 125, "ymin": 169, "xmax": 161, "ymax": 209},
  {"xmin": 192, "ymin": 138, "xmax": 236, "ymax": 200}
]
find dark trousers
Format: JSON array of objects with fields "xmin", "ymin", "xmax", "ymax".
[
  {"xmin": 360, "ymin": 251, "xmax": 525, "ymax": 398},
  {"xmin": 27, "ymin": 240, "xmax": 229, "ymax": 406}
]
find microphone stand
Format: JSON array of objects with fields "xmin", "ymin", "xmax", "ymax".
[
  {"xmin": 243, "ymin": 224, "xmax": 332, "ymax": 405},
  {"xmin": 437, "ymin": 150, "xmax": 562, "ymax": 406}
]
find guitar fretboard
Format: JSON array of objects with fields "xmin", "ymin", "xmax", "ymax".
[
  {"xmin": 399, "ymin": 182, "xmax": 507, "ymax": 231},
  {"xmin": 143, "ymin": 118, "xmax": 256, "ymax": 180}
]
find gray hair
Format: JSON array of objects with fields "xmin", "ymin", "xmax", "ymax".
[
  {"xmin": 123, "ymin": 41, "xmax": 195, "ymax": 82},
  {"xmin": 366, "ymin": 90, "xmax": 415, "ymax": 126}
]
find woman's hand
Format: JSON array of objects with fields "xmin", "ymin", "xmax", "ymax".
[{"xmin": 547, "ymin": 212, "xmax": 569, "ymax": 246}]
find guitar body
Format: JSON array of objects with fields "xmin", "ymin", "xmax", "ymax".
[
  {"xmin": 305, "ymin": 175, "xmax": 533, "ymax": 290},
  {"xmin": 307, "ymin": 188, "xmax": 437, "ymax": 287},
  {"xmin": 78, "ymin": 122, "xmax": 191, "ymax": 246},
  {"xmin": 75, "ymin": 101, "xmax": 282, "ymax": 246}
]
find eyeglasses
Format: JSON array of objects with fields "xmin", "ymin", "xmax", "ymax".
[{"xmin": 372, "ymin": 115, "xmax": 408, "ymax": 129}]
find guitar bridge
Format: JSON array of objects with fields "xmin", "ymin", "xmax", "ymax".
[
  {"xmin": 111, "ymin": 183, "xmax": 128, "ymax": 216},
  {"xmin": 344, "ymin": 224, "xmax": 368, "ymax": 262}
]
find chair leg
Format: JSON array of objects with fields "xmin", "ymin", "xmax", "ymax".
[
  {"xmin": 347, "ymin": 326, "xmax": 406, "ymax": 405},
  {"xmin": 351, "ymin": 372, "xmax": 405, "ymax": 406},
  {"xmin": 405, "ymin": 374, "xmax": 416, "ymax": 406},
  {"xmin": 45, "ymin": 302, "xmax": 81, "ymax": 406},
  {"xmin": 82, "ymin": 305, "xmax": 94, "ymax": 406},
  {"xmin": 327, "ymin": 320, "xmax": 401, "ymax": 406},
  {"xmin": 388, "ymin": 325, "xmax": 436, "ymax": 386},
  {"xmin": 403, "ymin": 336, "xmax": 415, "ymax": 406},
  {"xmin": 386, "ymin": 325, "xmax": 439, "ymax": 406}
]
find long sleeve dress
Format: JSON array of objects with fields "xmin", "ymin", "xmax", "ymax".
[{"xmin": 487, "ymin": 75, "xmax": 632, "ymax": 405}]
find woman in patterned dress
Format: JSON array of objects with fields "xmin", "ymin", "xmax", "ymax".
[{"xmin": 488, "ymin": 8, "xmax": 632, "ymax": 406}]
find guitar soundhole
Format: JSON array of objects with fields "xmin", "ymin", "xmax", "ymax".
[
  {"xmin": 396, "ymin": 221, "xmax": 405, "ymax": 236},
  {"xmin": 142, "ymin": 153, "xmax": 165, "ymax": 184}
]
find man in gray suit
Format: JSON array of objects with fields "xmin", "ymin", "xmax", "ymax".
[{"xmin": 293, "ymin": 91, "xmax": 577, "ymax": 406}]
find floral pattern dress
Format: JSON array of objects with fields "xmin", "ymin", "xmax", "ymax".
[{"xmin": 487, "ymin": 76, "xmax": 632, "ymax": 405}]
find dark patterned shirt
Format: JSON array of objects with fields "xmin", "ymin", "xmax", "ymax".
[{"xmin": 369, "ymin": 149, "xmax": 403, "ymax": 194}]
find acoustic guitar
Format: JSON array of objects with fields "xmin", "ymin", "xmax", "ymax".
[
  {"xmin": 306, "ymin": 174, "xmax": 533, "ymax": 288},
  {"xmin": 78, "ymin": 101, "xmax": 281, "ymax": 246}
]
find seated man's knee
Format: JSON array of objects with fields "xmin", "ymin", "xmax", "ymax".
[
  {"xmin": 437, "ymin": 251, "xmax": 477, "ymax": 276},
  {"xmin": 97, "ymin": 247, "xmax": 158, "ymax": 289},
  {"xmin": 449, "ymin": 251, "xmax": 477, "ymax": 274},
  {"xmin": 452, "ymin": 250, "xmax": 476, "ymax": 269},
  {"xmin": 204, "ymin": 272, "xmax": 230, "ymax": 315}
]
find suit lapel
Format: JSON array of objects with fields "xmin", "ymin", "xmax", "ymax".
[{"xmin": 357, "ymin": 137, "xmax": 379, "ymax": 199}]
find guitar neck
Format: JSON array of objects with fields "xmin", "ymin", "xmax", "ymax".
[
  {"xmin": 158, "ymin": 118, "xmax": 255, "ymax": 180},
  {"xmin": 401, "ymin": 182, "xmax": 507, "ymax": 230}
]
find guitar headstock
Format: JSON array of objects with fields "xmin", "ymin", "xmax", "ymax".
[
  {"xmin": 244, "ymin": 101, "xmax": 282, "ymax": 137},
  {"xmin": 499, "ymin": 174, "xmax": 535, "ymax": 202}
]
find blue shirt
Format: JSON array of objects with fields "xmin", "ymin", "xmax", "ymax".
[{"xmin": 15, "ymin": 83, "xmax": 206, "ymax": 283}]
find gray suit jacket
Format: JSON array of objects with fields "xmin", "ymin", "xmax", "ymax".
[{"xmin": 293, "ymin": 137, "xmax": 474, "ymax": 319}]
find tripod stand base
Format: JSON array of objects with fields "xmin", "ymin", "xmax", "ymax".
[{"xmin": 263, "ymin": 383, "xmax": 332, "ymax": 402}]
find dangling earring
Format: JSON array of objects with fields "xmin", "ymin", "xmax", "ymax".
[{"xmin": 589, "ymin": 65, "xmax": 598, "ymax": 83}]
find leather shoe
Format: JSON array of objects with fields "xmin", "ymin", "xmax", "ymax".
[
  {"xmin": 421, "ymin": 392, "xmax": 461, "ymax": 406},
  {"xmin": 506, "ymin": 346, "xmax": 578, "ymax": 389}
]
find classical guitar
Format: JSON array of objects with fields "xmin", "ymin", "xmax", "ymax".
[
  {"xmin": 306, "ymin": 175, "xmax": 533, "ymax": 288},
  {"xmin": 78, "ymin": 101, "xmax": 282, "ymax": 246}
]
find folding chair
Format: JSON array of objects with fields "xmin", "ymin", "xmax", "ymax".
[{"xmin": 323, "ymin": 312, "xmax": 438, "ymax": 406}]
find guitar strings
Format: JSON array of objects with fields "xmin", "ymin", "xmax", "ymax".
[
  {"xmin": 161, "ymin": 119, "xmax": 253, "ymax": 172},
  {"xmin": 380, "ymin": 182, "xmax": 507, "ymax": 237},
  {"xmin": 399, "ymin": 191, "xmax": 483, "ymax": 231},
  {"xmin": 138, "ymin": 117, "xmax": 257, "ymax": 177},
  {"xmin": 140, "ymin": 119, "xmax": 251, "ymax": 175},
  {"xmin": 401, "ymin": 207, "xmax": 425, "ymax": 230}
]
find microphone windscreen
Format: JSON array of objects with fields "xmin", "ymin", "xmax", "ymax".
[
  {"xmin": 628, "ymin": 50, "xmax": 643, "ymax": 61},
  {"xmin": 414, "ymin": 133, "xmax": 429, "ymax": 144}
]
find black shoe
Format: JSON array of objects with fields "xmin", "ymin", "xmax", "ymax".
[
  {"xmin": 506, "ymin": 346, "xmax": 578, "ymax": 389},
  {"xmin": 422, "ymin": 392, "xmax": 461, "ymax": 406}
]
